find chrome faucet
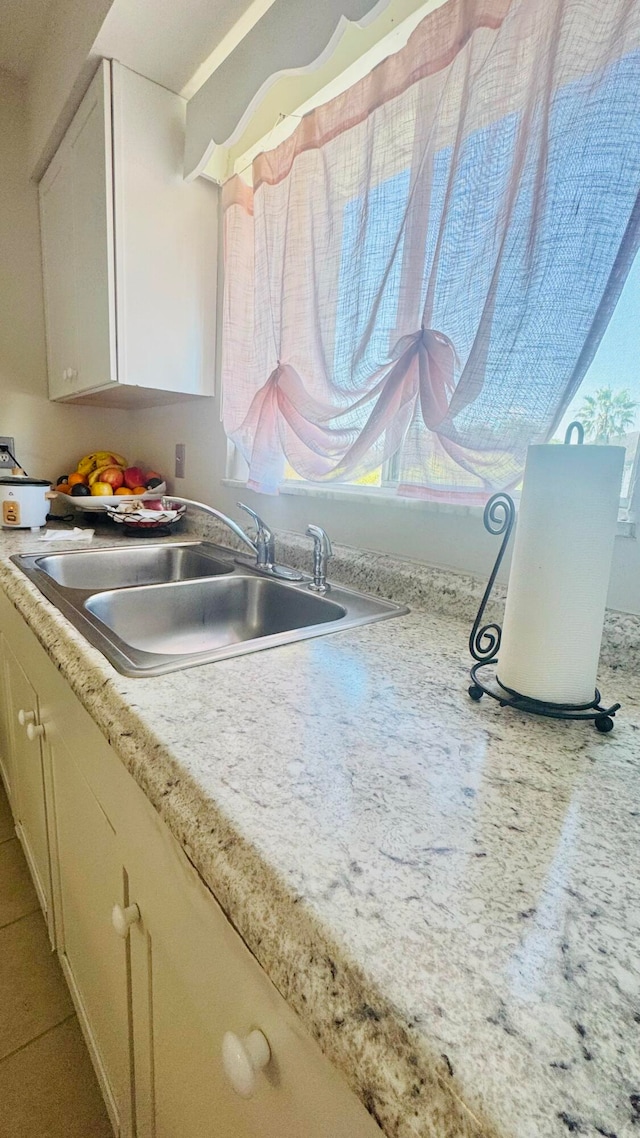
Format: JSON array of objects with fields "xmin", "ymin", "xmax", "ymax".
[
  {"xmin": 306, "ymin": 525, "xmax": 332, "ymax": 593},
  {"xmin": 164, "ymin": 496, "xmax": 302, "ymax": 581}
]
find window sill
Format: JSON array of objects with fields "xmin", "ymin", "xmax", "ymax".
[
  {"xmin": 223, "ymin": 478, "xmax": 483, "ymax": 517},
  {"xmin": 223, "ymin": 479, "xmax": 636, "ymax": 537}
]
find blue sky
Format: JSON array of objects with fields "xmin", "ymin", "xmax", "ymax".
[{"xmin": 556, "ymin": 250, "xmax": 640, "ymax": 438}]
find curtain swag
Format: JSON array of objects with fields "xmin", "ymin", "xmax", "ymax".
[{"xmin": 222, "ymin": 0, "xmax": 640, "ymax": 500}]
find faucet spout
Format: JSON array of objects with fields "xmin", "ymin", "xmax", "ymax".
[{"xmin": 163, "ymin": 497, "xmax": 258, "ymax": 557}]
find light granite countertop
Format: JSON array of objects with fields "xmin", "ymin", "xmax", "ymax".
[{"xmin": 0, "ymin": 519, "xmax": 638, "ymax": 1138}]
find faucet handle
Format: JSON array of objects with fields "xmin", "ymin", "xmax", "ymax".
[
  {"xmin": 236, "ymin": 505, "xmax": 271, "ymax": 539},
  {"xmin": 237, "ymin": 502, "xmax": 275, "ymax": 568}
]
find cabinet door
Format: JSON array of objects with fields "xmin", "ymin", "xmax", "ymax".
[
  {"xmin": 49, "ymin": 728, "xmax": 133, "ymax": 1136},
  {"xmin": 3, "ymin": 642, "xmax": 51, "ymax": 919},
  {"xmin": 112, "ymin": 62, "xmax": 216, "ymax": 397},
  {"xmin": 66, "ymin": 60, "xmax": 117, "ymax": 396},
  {"xmin": 0, "ymin": 633, "xmax": 14, "ymax": 800},
  {"xmin": 127, "ymin": 820, "xmax": 381, "ymax": 1138},
  {"xmin": 39, "ymin": 148, "xmax": 77, "ymax": 401}
]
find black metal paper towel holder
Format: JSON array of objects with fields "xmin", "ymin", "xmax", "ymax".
[{"xmin": 467, "ymin": 490, "xmax": 620, "ymax": 733}]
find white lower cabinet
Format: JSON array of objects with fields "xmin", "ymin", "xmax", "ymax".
[
  {"xmin": 0, "ymin": 590, "xmax": 381, "ymax": 1138},
  {"xmin": 3, "ymin": 638, "xmax": 52, "ymax": 928}
]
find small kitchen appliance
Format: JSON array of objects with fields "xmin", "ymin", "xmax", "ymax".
[{"xmin": 0, "ymin": 476, "xmax": 53, "ymax": 530}]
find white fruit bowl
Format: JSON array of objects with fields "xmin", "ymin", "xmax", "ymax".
[{"xmin": 55, "ymin": 483, "xmax": 167, "ymax": 511}]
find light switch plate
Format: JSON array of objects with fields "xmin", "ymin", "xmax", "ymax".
[{"xmin": 0, "ymin": 437, "xmax": 16, "ymax": 467}]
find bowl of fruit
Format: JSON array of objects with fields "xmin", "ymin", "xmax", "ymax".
[{"xmin": 54, "ymin": 452, "xmax": 167, "ymax": 510}]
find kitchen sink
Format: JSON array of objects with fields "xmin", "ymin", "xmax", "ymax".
[
  {"xmin": 86, "ymin": 576, "xmax": 346, "ymax": 657},
  {"xmin": 29, "ymin": 542, "xmax": 233, "ymax": 590},
  {"xmin": 13, "ymin": 541, "xmax": 408, "ymax": 676}
]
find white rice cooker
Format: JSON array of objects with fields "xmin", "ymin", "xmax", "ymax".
[{"xmin": 0, "ymin": 476, "xmax": 52, "ymax": 530}]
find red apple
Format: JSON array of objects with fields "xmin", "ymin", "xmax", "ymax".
[
  {"xmin": 100, "ymin": 466, "xmax": 124, "ymax": 490},
  {"xmin": 123, "ymin": 466, "xmax": 145, "ymax": 489},
  {"xmin": 144, "ymin": 499, "xmax": 164, "ymax": 511}
]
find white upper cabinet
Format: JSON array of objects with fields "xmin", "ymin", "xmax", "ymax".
[{"xmin": 39, "ymin": 60, "xmax": 217, "ymax": 407}]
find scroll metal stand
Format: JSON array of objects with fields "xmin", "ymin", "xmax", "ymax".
[{"xmin": 468, "ymin": 491, "xmax": 620, "ymax": 733}]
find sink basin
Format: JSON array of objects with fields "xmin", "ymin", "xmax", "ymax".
[
  {"xmin": 13, "ymin": 540, "xmax": 408, "ymax": 676},
  {"xmin": 85, "ymin": 576, "xmax": 346, "ymax": 656},
  {"xmin": 32, "ymin": 542, "xmax": 233, "ymax": 590}
]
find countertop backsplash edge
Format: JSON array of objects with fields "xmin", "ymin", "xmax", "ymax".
[{"xmin": 186, "ymin": 515, "xmax": 640, "ymax": 674}]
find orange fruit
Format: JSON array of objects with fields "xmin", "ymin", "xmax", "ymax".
[
  {"xmin": 90, "ymin": 482, "xmax": 113, "ymax": 496},
  {"xmin": 69, "ymin": 471, "xmax": 88, "ymax": 487},
  {"xmin": 56, "ymin": 483, "xmax": 71, "ymax": 495},
  {"xmin": 132, "ymin": 486, "xmax": 147, "ymax": 495},
  {"xmin": 114, "ymin": 486, "xmax": 132, "ymax": 496}
]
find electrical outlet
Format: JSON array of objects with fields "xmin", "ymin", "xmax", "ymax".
[
  {"xmin": 0, "ymin": 437, "xmax": 16, "ymax": 467},
  {"xmin": 175, "ymin": 443, "xmax": 186, "ymax": 479}
]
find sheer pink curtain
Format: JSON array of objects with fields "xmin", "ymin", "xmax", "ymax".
[{"xmin": 222, "ymin": 0, "xmax": 640, "ymax": 498}]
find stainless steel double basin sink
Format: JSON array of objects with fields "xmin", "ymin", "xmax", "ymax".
[{"xmin": 14, "ymin": 542, "xmax": 407, "ymax": 677}]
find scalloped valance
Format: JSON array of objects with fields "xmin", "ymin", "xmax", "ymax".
[{"xmin": 184, "ymin": 0, "xmax": 430, "ymax": 181}]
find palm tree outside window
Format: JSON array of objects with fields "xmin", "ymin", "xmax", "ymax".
[
  {"xmin": 577, "ymin": 388, "xmax": 638, "ymax": 445},
  {"xmin": 553, "ymin": 250, "xmax": 640, "ymax": 509}
]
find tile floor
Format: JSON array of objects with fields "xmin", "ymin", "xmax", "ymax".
[{"xmin": 0, "ymin": 776, "xmax": 112, "ymax": 1137}]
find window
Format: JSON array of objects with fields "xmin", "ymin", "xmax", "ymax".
[
  {"xmin": 223, "ymin": 1, "xmax": 640, "ymax": 508},
  {"xmin": 277, "ymin": 247, "xmax": 640, "ymax": 506}
]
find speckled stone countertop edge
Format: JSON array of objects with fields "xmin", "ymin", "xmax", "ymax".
[{"xmin": 0, "ymin": 552, "xmax": 494, "ymax": 1138}]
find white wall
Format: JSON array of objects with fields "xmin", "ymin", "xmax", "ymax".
[
  {"xmin": 26, "ymin": 0, "xmax": 115, "ymax": 178},
  {"xmin": 0, "ymin": 68, "xmax": 131, "ymax": 483}
]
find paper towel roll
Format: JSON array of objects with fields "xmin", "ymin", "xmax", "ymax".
[{"xmin": 497, "ymin": 443, "xmax": 624, "ymax": 704}]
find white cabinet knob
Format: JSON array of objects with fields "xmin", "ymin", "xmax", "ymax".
[
  {"xmin": 26, "ymin": 722, "xmax": 45, "ymax": 741},
  {"xmin": 111, "ymin": 902, "xmax": 140, "ymax": 938},
  {"xmin": 18, "ymin": 709, "xmax": 36, "ymax": 727},
  {"xmin": 222, "ymin": 1030, "xmax": 271, "ymax": 1098}
]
